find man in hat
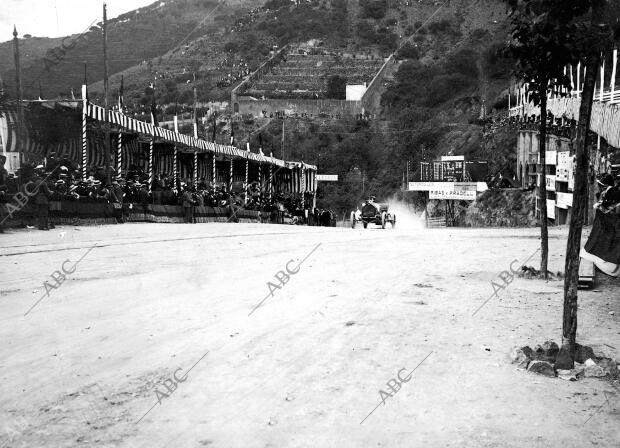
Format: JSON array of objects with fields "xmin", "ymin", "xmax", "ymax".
[
  {"xmin": 110, "ymin": 179, "xmax": 124, "ymax": 223},
  {"xmin": 32, "ymin": 170, "xmax": 51, "ymax": 230},
  {"xmin": 0, "ymin": 155, "xmax": 8, "ymax": 233},
  {"xmin": 180, "ymin": 184, "xmax": 193, "ymax": 223}
]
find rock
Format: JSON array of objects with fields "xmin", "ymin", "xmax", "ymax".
[
  {"xmin": 521, "ymin": 346, "xmax": 533, "ymax": 358},
  {"xmin": 584, "ymin": 358, "xmax": 597, "ymax": 367},
  {"xmin": 527, "ymin": 360, "xmax": 556, "ymax": 377},
  {"xmin": 542, "ymin": 341, "xmax": 559, "ymax": 359},
  {"xmin": 557, "ymin": 369, "xmax": 577, "ymax": 381},
  {"xmin": 595, "ymin": 358, "xmax": 619, "ymax": 379},
  {"xmin": 575, "ymin": 344, "xmax": 596, "ymax": 364},
  {"xmin": 510, "ymin": 347, "xmax": 531, "ymax": 369},
  {"xmin": 533, "ymin": 344, "xmax": 545, "ymax": 360},
  {"xmin": 584, "ymin": 364, "xmax": 606, "ymax": 378},
  {"xmin": 554, "ymin": 345, "xmax": 574, "ymax": 370}
]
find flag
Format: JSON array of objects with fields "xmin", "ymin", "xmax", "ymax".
[
  {"xmin": 118, "ymin": 75, "xmax": 124, "ymax": 112},
  {"xmin": 212, "ymin": 113, "xmax": 217, "ymax": 143},
  {"xmin": 149, "ymin": 82, "xmax": 158, "ymax": 127}
]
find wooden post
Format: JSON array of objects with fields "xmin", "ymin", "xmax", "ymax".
[
  {"xmin": 12, "ymin": 26, "xmax": 23, "ymax": 165},
  {"xmin": 81, "ymin": 84, "xmax": 88, "ymax": 180},
  {"xmin": 244, "ymin": 154, "xmax": 250, "ymax": 204},
  {"xmin": 173, "ymin": 115, "xmax": 178, "ymax": 188},
  {"xmin": 229, "ymin": 158, "xmax": 233, "ymax": 192},
  {"xmin": 611, "ymin": 49, "xmax": 617, "ymax": 103},
  {"xmin": 103, "ymin": 3, "xmax": 111, "ymax": 185},
  {"xmin": 212, "ymin": 153, "xmax": 216, "ymax": 186},
  {"xmin": 268, "ymin": 158, "xmax": 273, "ymax": 202},
  {"xmin": 193, "ymin": 86, "xmax": 198, "ymax": 188}
]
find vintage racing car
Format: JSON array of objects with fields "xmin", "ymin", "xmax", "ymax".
[{"xmin": 351, "ymin": 197, "xmax": 396, "ymax": 229}]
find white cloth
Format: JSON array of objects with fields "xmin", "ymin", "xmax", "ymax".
[{"xmin": 580, "ymin": 248, "xmax": 620, "ymax": 277}]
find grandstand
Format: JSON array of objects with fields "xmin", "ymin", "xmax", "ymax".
[{"xmin": 231, "ymin": 45, "xmax": 391, "ymax": 117}]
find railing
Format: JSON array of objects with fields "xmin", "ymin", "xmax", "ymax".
[{"xmin": 508, "ymin": 49, "xmax": 620, "ymax": 149}]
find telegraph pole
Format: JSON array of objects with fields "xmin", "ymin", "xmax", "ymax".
[
  {"xmin": 13, "ymin": 26, "xmax": 23, "ymax": 164},
  {"xmin": 281, "ymin": 119, "xmax": 285, "ymax": 160},
  {"xmin": 103, "ymin": 3, "xmax": 111, "ymax": 185}
]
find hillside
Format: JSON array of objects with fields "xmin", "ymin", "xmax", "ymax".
[{"xmin": 1, "ymin": 0, "xmax": 265, "ymax": 99}]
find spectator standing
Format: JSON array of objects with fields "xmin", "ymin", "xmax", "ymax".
[
  {"xmin": 0, "ymin": 155, "xmax": 8, "ymax": 233},
  {"xmin": 33, "ymin": 171, "xmax": 51, "ymax": 230},
  {"xmin": 181, "ymin": 185, "xmax": 194, "ymax": 223}
]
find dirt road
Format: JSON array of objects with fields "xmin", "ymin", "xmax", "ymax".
[{"xmin": 1, "ymin": 223, "xmax": 619, "ymax": 447}]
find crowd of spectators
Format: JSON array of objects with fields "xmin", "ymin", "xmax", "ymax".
[{"xmin": 0, "ymin": 154, "xmax": 314, "ymax": 231}]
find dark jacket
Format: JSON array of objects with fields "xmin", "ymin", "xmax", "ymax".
[
  {"xmin": 34, "ymin": 178, "xmax": 51, "ymax": 205},
  {"xmin": 182, "ymin": 190, "xmax": 194, "ymax": 208}
]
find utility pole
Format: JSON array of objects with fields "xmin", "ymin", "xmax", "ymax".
[
  {"xmin": 13, "ymin": 26, "xmax": 23, "ymax": 164},
  {"xmin": 103, "ymin": 3, "xmax": 111, "ymax": 185},
  {"xmin": 406, "ymin": 160, "xmax": 410, "ymax": 185},
  {"xmin": 281, "ymin": 119, "xmax": 285, "ymax": 160}
]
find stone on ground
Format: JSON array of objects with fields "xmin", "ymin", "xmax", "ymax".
[{"xmin": 527, "ymin": 360, "xmax": 556, "ymax": 377}]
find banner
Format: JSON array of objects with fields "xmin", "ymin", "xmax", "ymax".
[{"xmin": 429, "ymin": 189, "xmax": 476, "ymax": 201}]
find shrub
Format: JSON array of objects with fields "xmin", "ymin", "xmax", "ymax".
[
  {"xmin": 360, "ymin": 0, "xmax": 388, "ymax": 20},
  {"xmin": 396, "ymin": 43, "xmax": 420, "ymax": 60}
]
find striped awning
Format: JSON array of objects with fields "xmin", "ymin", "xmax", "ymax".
[{"xmin": 86, "ymin": 103, "xmax": 294, "ymax": 169}]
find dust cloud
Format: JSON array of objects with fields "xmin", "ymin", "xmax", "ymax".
[{"xmin": 386, "ymin": 198, "xmax": 426, "ymax": 230}]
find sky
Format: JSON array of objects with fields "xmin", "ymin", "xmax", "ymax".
[{"xmin": 0, "ymin": 0, "xmax": 157, "ymax": 41}]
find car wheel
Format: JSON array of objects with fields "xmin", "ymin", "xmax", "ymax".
[
  {"xmin": 381, "ymin": 212, "xmax": 386, "ymax": 229},
  {"xmin": 350, "ymin": 212, "xmax": 356, "ymax": 228},
  {"xmin": 363, "ymin": 221, "xmax": 368, "ymax": 229},
  {"xmin": 391, "ymin": 214, "xmax": 396, "ymax": 228}
]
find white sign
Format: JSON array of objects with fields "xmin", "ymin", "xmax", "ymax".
[
  {"xmin": 440, "ymin": 155, "xmax": 465, "ymax": 161},
  {"xmin": 429, "ymin": 189, "xmax": 477, "ymax": 201},
  {"xmin": 547, "ymin": 199, "xmax": 556, "ymax": 219},
  {"xmin": 316, "ymin": 174, "xmax": 338, "ymax": 181},
  {"xmin": 544, "ymin": 150, "xmax": 557, "ymax": 165},
  {"xmin": 546, "ymin": 175, "xmax": 556, "ymax": 191},
  {"xmin": 408, "ymin": 182, "xmax": 487, "ymax": 192},
  {"xmin": 556, "ymin": 192, "xmax": 573, "ymax": 209}
]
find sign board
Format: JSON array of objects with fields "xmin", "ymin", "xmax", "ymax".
[
  {"xmin": 441, "ymin": 155, "xmax": 465, "ymax": 161},
  {"xmin": 544, "ymin": 150, "xmax": 557, "ymax": 165},
  {"xmin": 408, "ymin": 182, "xmax": 487, "ymax": 192},
  {"xmin": 429, "ymin": 189, "xmax": 477, "ymax": 201},
  {"xmin": 556, "ymin": 192, "xmax": 573, "ymax": 209},
  {"xmin": 546, "ymin": 175, "xmax": 556, "ymax": 191},
  {"xmin": 568, "ymin": 155, "xmax": 576, "ymax": 190},
  {"xmin": 556, "ymin": 151, "xmax": 570, "ymax": 181},
  {"xmin": 547, "ymin": 199, "xmax": 556, "ymax": 219},
  {"xmin": 441, "ymin": 160, "xmax": 464, "ymax": 181},
  {"xmin": 316, "ymin": 174, "xmax": 338, "ymax": 182}
]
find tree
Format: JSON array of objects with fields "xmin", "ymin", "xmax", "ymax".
[
  {"xmin": 505, "ymin": 0, "xmax": 592, "ymax": 280},
  {"xmin": 562, "ymin": 0, "xmax": 618, "ymax": 360},
  {"xmin": 507, "ymin": 0, "xmax": 619, "ymax": 363}
]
